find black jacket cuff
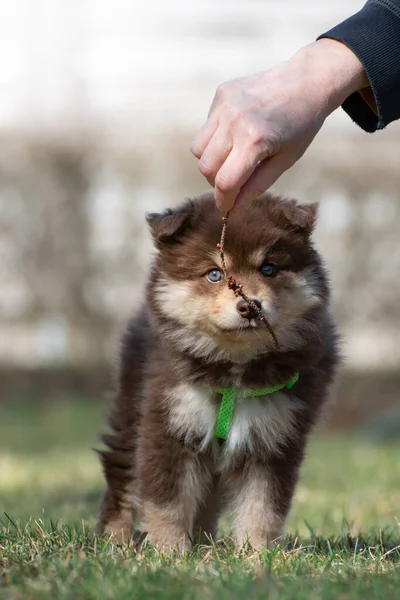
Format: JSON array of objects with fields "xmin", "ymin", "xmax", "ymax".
[{"xmin": 318, "ymin": 0, "xmax": 400, "ymax": 132}]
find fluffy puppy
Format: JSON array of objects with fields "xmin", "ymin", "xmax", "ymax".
[{"xmin": 97, "ymin": 192, "xmax": 339, "ymax": 550}]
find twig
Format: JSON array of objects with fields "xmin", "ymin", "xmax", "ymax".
[{"xmin": 217, "ymin": 213, "xmax": 279, "ymax": 349}]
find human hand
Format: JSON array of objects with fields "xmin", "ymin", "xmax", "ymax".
[{"xmin": 191, "ymin": 39, "xmax": 368, "ymax": 211}]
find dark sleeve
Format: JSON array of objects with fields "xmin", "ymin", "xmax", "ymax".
[{"xmin": 318, "ymin": 0, "xmax": 400, "ymax": 132}]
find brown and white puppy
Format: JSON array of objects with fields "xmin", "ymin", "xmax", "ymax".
[{"xmin": 97, "ymin": 192, "xmax": 339, "ymax": 550}]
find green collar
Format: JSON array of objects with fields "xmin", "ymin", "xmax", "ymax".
[{"xmin": 214, "ymin": 372, "xmax": 299, "ymax": 440}]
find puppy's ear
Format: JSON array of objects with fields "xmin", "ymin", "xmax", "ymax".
[
  {"xmin": 280, "ymin": 200, "xmax": 318, "ymax": 236},
  {"xmin": 146, "ymin": 201, "xmax": 196, "ymax": 245}
]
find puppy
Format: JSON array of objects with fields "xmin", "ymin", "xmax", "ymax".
[{"xmin": 97, "ymin": 192, "xmax": 339, "ymax": 550}]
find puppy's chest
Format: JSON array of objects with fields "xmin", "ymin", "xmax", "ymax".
[{"xmin": 167, "ymin": 381, "xmax": 301, "ymax": 465}]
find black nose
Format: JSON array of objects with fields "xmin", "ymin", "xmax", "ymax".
[{"xmin": 236, "ymin": 298, "xmax": 262, "ymax": 320}]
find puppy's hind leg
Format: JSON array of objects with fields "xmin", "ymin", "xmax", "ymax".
[{"xmin": 96, "ymin": 438, "xmax": 137, "ymax": 543}]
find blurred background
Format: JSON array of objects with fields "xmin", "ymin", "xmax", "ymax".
[
  {"xmin": 1, "ymin": 0, "xmax": 400, "ymax": 429},
  {"xmin": 2, "ymin": 0, "xmax": 400, "ymax": 546}
]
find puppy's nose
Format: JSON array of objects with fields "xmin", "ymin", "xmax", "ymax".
[{"xmin": 236, "ymin": 298, "xmax": 262, "ymax": 320}]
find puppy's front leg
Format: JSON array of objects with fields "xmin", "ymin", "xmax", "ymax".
[
  {"xmin": 137, "ymin": 426, "xmax": 210, "ymax": 552},
  {"xmin": 227, "ymin": 453, "xmax": 301, "ymax": 549}
]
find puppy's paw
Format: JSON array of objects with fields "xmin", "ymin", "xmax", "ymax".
[
  {"xmin": 144, "ymin": 532, "xmax": 191, "ymax": 553},
  {"xmin": 236, "ymin": 530, "xmax": 285, "ymax": 552},
  {"xmin": 96, "ymin": 520, "xmax": 133, "ymax": 545}
]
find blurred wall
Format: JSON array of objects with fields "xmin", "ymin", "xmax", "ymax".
[{"xmin": 0, "ymin": 0, "xmax": 400, "ymax": 384}]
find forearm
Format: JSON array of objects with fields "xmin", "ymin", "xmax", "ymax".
[{"xmin": 290, "ymin": 38, "xmax": 370, "ymax": 117}]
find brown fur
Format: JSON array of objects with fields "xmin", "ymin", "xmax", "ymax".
[{"xmin": 97, "ymin": 192, "xmax": 339, "ymax": 549}]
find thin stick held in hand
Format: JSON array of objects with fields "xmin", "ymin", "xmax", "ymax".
[{"xmin": 217, "ymin": 212, "xmax": 279, "ymax": 349}]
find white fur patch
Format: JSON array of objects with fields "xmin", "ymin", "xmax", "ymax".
[
  {"xmin": 168, "ymin": 383, "xmax": 218, "ymax": 452},
  {"xmin": 222, "ymin": 391, "xmax": 300, "ymax": 462},
  {"xmin": 168, "ymin": 382, "xmax": 302, "ymax": 467},
  {"xmin": 155, "ymin": 279, "xmax": 199, "ymax": 328}
]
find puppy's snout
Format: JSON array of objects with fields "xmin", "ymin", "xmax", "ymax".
[{"xmin": 236, "ymin": 298, "xmax": 262, "ymax": 320}]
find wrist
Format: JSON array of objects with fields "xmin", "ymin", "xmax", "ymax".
[{"xmin": 292, "ymin": 39, "xmax": 369, "ymax": 115}]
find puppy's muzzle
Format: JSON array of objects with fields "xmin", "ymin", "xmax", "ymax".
[{"xmin": 236, "ymin": 298, "xmax": 262, "ymax": 320}]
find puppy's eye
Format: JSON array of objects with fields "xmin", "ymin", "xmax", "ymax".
[
  {"xmin": 260, "ymin": 263, "xmax": 277, "ymax": 277},
  {"xmin": 207, "ymin": 268, "xmax": 223, "ymax": 283}
]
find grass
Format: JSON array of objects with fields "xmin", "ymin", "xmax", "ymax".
[{"xmin": 1, "ymin": 399, "xmax": 400, "ymax": 599}]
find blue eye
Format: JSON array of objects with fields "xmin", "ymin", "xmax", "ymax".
[
  {"xmin": 260, "ymin": 263, "xmax": 277, "ymax": 277},
  {"xmin": 207, "ymin": 268, "xmax": 223, "ymax": 283}
]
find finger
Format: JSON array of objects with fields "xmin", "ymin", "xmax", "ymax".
[
  {"xmin": 235, "ymin": 154, "xmax": 293, "ymax": 206},
  {"xmin": 198, "ymin": 125, "xmax": 233, "ymax": 186},
  {"xmin": 190, "ymin": 115, "xmax": 219, "ymax": 158},
  {"xmin": 215, "ymin": 187, "xmax": 240, "ymax": 212},
  {"xmin": 213, "ymin": 144, "xmax": 273, "ymax": 210}
]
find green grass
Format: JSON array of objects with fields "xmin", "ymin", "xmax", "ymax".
[{"xmin": 1, "ymin": 399, "xmax": 400, "ymax": 599}]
